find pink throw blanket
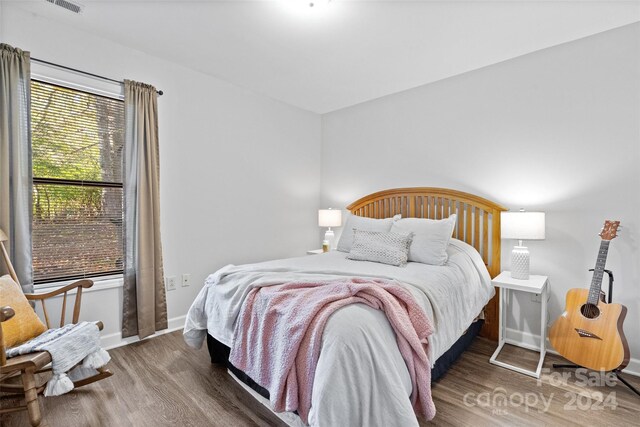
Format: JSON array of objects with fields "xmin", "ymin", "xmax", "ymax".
[{"xmin": 229, "ymin": 278, "xmax": 436, "ymax": 424}]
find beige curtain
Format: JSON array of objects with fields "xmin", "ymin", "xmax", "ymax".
[
  {"xmin": 122, "ymin": 80, "xmax": 167, "ymax": 339},
  {"xmin": 0, "ymin": 44, "xmax": 33, "ymax": 294}
]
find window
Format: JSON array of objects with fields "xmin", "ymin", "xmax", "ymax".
[{"xmin": 31, "ymin": 80, "xmax": 125, "ymax": 284}]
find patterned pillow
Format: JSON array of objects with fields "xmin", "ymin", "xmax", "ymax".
[
  {"xmin": 346, "ymin": 230, "xmax": 414, "ymax": 267},
  {"xmin": 337, "ymin": 214, "xmax": 401, "ymax": 253}
]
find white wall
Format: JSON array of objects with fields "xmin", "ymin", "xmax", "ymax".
[
  {"xmin": 1, "ymin": 5, "xmax": 322, "ymax": 347},
  {"xmin": 321, "ymin": 23, "xmax": 640, "ymax": 373}
]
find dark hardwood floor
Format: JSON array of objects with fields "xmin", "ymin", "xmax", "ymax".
[{"xmin": 2, "ymin": 331, "xmax": 638, "ymax": 426}]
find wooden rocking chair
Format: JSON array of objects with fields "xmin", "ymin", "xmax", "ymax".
[{"xmin": 0, "ymin": 229, "xmax": 113, "ymax": 426}]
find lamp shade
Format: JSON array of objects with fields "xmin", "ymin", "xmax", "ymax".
[
  {"xmin": 318, "ymin": 209, "xmax": 342, "ymax": 227},
  {"xmin": 501, "ymin": 211, "xmax": 545, "ymax": 240},
  {"xmin": 0, "ymin": 228, "xmax": 7, "ymax": 242}
]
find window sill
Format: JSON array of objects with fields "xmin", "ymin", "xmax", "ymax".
[{"xmin": 33, "ymin": 276, "xmax": 124, "ymax": 295}]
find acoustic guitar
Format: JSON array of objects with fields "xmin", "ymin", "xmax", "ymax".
[{"xmin": 549, "ymin": 220, "xmax": 629, "ymax": 372}]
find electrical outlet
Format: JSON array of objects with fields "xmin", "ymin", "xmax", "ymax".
[
  {"xmin": 531, "ymin": 293, "xmax": 542, "ymax": 303},
  {"xmin": 182, "ymin": 273, "xmax": 191, "ymax": 287},
  {"xmin": 166, "ymin": 276, "xmax": 177, "ymax": 291}
]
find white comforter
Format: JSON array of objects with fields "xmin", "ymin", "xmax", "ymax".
[{"xmin": 184, "ymin": 239, "xmax": 494, "ymax": 427}]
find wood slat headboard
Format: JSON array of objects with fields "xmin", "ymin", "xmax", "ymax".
[{"xmin": 346, "ymin": 187, "xmax": 506, "ymax": 341}]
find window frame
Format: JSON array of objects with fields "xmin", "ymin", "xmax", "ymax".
[{"xmin": 30, "ymin": 69, "xmax": 126, "ymax": 288}]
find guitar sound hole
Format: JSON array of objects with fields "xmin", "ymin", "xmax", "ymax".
[{"xmin": 580, "ymin": 303, "xmax": 600, "ymax": 319}]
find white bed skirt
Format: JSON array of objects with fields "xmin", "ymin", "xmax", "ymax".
[{"xmin": 228, "ymin": 368, "xmax": 306, "ymax": 427}]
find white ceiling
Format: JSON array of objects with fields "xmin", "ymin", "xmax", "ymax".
[{"xmin": 8, "ymin": 0, "xmax": 640, "ymax": 113}]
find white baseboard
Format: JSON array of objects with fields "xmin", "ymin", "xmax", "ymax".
[
  {"xmin": 100, "ymin": 315, "xmax": 186, "ymax": 350},
  {"xmin": 505, "ymin": 327, "xmax": 640, "ymax": 377}
]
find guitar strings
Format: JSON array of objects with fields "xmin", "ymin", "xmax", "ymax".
[{"xmin": 582, "ymin": 302, "xmax": 599, "ymax": 319}]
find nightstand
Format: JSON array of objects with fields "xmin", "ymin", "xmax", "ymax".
[
  {"xmin": 306, "ymin": 249, "xmax": 324, "ymax": 255},
  {"xmin": 489, "ymin": 271, "xmax": 549, "ymax": 379}
]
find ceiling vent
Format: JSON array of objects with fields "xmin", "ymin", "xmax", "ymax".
[{"xmin": 45, "ymin": 0, "xmax": 84, "ymax": 14}]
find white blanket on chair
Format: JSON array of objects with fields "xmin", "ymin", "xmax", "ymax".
[{"xmin": 6, "ymin": 321, "xmax": 111, "ymax": 396}]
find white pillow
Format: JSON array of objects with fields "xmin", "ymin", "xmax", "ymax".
[
  {"xmin": 390, "ymin": 214, "xmax": 457, "ymax": 265},
  {"xmin": 337, "ymin": 214, "xmax": 401, "ymax": 253},
  {"xmin": 346, "ymin": 230, "xmax": 413, "ymax": 267}
]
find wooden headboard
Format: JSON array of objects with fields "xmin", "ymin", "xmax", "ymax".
[{"xmin": 346, "ymin": 187, "xmax": 506, "ymax": 341}]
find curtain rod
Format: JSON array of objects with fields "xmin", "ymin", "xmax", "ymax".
[{"xmin": 31, "ymin": 57, "xmax": 164, "ymax": 96}]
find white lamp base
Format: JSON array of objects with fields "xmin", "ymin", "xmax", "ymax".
[
  {"xmin": 324, "ymin": 228, "xmax": 336, "ymax": 250},
  {"xmin": 511, "ymin": 246, "xmax": 530, "ymax": 280}
]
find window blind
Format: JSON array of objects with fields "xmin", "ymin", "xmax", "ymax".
[{"xmin": 31, "ymin": 80, "xmax": 125, "ymax": 284}]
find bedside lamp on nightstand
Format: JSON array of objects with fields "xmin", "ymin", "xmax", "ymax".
[
  {"xmin": 318, "ymin": 208, "xmax": 342, "ymax": 250},
  {"xmin": 501, "ymin": 210, "xmax": 545, "ymax": 280}
]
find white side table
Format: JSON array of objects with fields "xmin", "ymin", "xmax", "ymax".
[
  {"xmin": 306, "ymin": 249, "xmax": 324, "ymax": 255},
  {"xmin": 489, "ymin": 271, "xmax": 549, "ymax": 379}
]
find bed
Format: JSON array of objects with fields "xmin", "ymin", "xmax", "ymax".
[{"xmin": 184, "ymin": 187, "xmax": 505, "ymax": 426}]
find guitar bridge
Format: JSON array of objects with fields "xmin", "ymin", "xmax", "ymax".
[{"xmin": 574, "ymin": 328, "xmax": 602, "ymax": 340}]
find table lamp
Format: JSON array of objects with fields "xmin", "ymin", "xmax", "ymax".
[
  {"xmin": 318, "ymin": 208, "xmax": 342, "ymax": 250},
  {"xmin": 501, "ymin": 210, "xmax": 545, "ymax": 280}
]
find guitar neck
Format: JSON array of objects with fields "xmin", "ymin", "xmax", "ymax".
[{"xmin": 588, "ymin": 240, "xmax": 610, "ymax": 305}]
